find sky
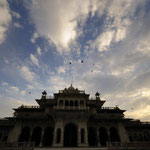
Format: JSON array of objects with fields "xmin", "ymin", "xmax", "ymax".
[{"xmin": 0, "ymin": 0, "xmax": 150, "ymax": 121}]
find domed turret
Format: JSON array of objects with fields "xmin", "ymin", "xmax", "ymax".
[
  {"xmin": 41, "ymin": 90, "xmax": 47, "ymax": 99},
  {"xmin": 95, "ymin": 92, "xmax": 100, "ymax": 100}
]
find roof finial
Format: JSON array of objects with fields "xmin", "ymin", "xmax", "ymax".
[{"xmin": 71, "ymin": 73, "xmax": 73, "ymax": 86}]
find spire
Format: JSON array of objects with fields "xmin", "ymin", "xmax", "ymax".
[{"xmin": 71, "ymin": 71, "xmax": 73, "ymax": 86}]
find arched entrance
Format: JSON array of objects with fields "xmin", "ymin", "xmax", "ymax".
[
  {"xmin": 64, "ymin": 123, "xmax": 77, "ymax": 147},
  {"xmin": 110, "ymin": 127, "xmax": 120, "ymax": 142},
  {"xmin": 42, "ymin": 127, "xmax": 54, "ymax": 147},
  {"xmin": 18, "ymin": 127, "xmax": 30, "ymax": 142},
  {"xmin": 99, "ymin": 127, "xmax": 108, "ymax": 146},
  {"xmin": 88, "ymin": 127, "xmax": 97, "ymax": 146},
  {"xmin": 31, "ymin": 127, "xmax": 42, "ymax": 146}
]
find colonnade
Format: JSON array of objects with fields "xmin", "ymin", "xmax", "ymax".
[
  {"xmin": 88, "ymin": 126, "xmax": 121, "ymax": 147},
  {"xmin": 18, "ymin": 124, "xmax": 123, "ymax": 147},
  {"xmin": 18, "ymin": 126, "xmax": 53, "ymax": 147},
  {"xmin": 128, "ymin": 131, "xmax": 150, "ymax": 142}
]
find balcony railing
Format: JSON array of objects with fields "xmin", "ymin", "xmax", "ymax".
[
  {"xmin": 59, "ymin": 90, "xmax": 85, "ymax": 94},
  {"xmin": 101, "ymin": 107, "xmax": 120, "ymax": 110},
  {"xmin": 53, "ymin": 106, "xmax": 89, "ymax": 110},
  {"xmin": 0, "ymin": 142, "xmax": 35, "ymax": 149},
  {"xmin": 107, "ymin": 142, "xmax": 150, "ymax": 149},
  {"xmin": 19, "ymin": 105, "xmax": 40, "ymax": 109}
]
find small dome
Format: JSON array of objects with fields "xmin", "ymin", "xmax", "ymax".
[
  {"xmin": 95, "ymin": 92, "xmax": 100, "ymax": 97},
  {"xmin": 42, "ymin": 90, "xmax": 47, "ymax": 95}
]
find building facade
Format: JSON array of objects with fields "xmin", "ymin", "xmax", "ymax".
[{"xmin": 0, "ymin": 85, "xmax": 150, "ymax": 148}]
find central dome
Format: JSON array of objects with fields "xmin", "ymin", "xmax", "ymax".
[{"xmin": 68, "ymin": 84, "xmax": 75, "ymax": 90}]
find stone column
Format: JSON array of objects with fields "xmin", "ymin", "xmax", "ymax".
[
  {"xmin": 107, "ymin": 129, "xmax": 111, "ymax": 147},
  {"xmin": 39, "ymin": 129, "xmax": 44, "ymax": 147},
  {"xmin": 53, "ymin": 121, "xmax": 63, "ymax": 147},
  {"xmin": 52, "ymin": 127, "xmax": 57, "ymax": 147},
  {"xmin": 78, "ymin": 127, "xmax": 81, "ymax": 146},
  {"xmin": 97, "ymin": 128, "xmax": 100, "ymax": 146},
  {"xmin": 7, "ymin": 121, "xmax": 22, "ymax": 143},
  {"xmin": 29, "ymin": 128, "xmax": 33, "ymax": 142},
  {"xmin": 78, "ymin": 122, "xmax": 88, "ymax": 147},
  {"xmin": 60, "ymin": 128, "xmax": 64, "ymax": 146},
  {"xmin": 118, "ymin": 123, "xmax": 129, "ymax": 143},
  {"xmin": 85, "ymin": 126, "xmax": 88, "ymax": 145}
]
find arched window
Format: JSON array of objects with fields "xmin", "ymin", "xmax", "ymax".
[
  {"xmin": 129, "ymin": 134, "xmax": 134, "ymax": 142},
  {"xmin": 80, "ymin": 101, "xmax": 84, "ymax": 106},
  {"xmin": 81, "ymin": 128, "xmax": 85, "ymax": 143},
  {"xmin": 59, "ymin": 100, "xmax": 63, "ymax": 106},
  {"xmin": 18, "ymin": 126, "xmax": 30, "ymax": 142},
  {"xmin": 70, "ymin": 100, "xmax": 73, "ymax": 106},
  {"xmin": 56, "ymin": 128, "xmax": 61, "ymax": 143},
  {"xmin": 65, "ymin": 100, "xmax": 69, "ymax": 106},
  {"xmin": 31, "ymin": 127, "xmax": 42, "ymax": 146},
  {"xmin": 75, "ymin": 100, "xmax": 78, "ymax": 106},
  {"xmin": 110, "ymin": 127, "xmax": 120, "ymax": 142}
]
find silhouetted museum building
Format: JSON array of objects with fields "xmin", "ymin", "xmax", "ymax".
[{"xmin": 0, "ymin": 85, "xmax": 150, "ymax": 149}]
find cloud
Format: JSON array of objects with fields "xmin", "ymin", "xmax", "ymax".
[
  {"xmin": 30, "ymin": 53, "xmax": 39, "ymax": 67},
  {"xmin": 3, "ymin": 57, "xmax": 9, "ymax": 64},
  {"xmin": 111, "ymin": 65, "xmax": 135, "ymax": 77},
  {"xmin": 0, "ymin": 83, "xmax": 26, "ymax": 98},
  {"xmin": 57, "ymin": 66, "xmax": 66, "ymax": 74},
  {"xmin": 14, "ymin": 22, "xmax": 23, "ymax": 28},
  {"xmin": 20, "ymin": 65, "xmax": 36, "ymax": 82},
  {"xmin": 12, "ymin": 11, "xmax": 21, "ymax": 19},
  {"xmin": 0, "ymin": 96, "xmax": 35, "ymax": 117},
  {"xmin": 30, "ymin": 32, "xmax": 39, "ymax": 43},
  {"xmin": 26, "ymin": 84, "xmax": 34, "ymax": 90},
  {"xmin": 25, "ymin": 0, "xmax": 104, "ymax": 52},
  {"xmin": 37, "ymin": 46, "xmax": 41, "ymax": 55},
  {"xmin": 48, "ymin": 75, "xmax": 70, "ymax": 92},
  {"xmin": 10, "ymin": 86, "xmax": 19, "ymax": 92},
  {"xmin": 20, "ymin": 90, "xmax": 26, "ymax": 96},
  {"xmin": 0, "ymin": 0, "xmax": 12, "ymax": 44},
  {"xmin": 1, "ymin": 81, "xmax": 8, "ymax": 86},
  {"xmin": 89, "ymin": 1, "xmax": 143, "ymax": 52},
  {"xmin": 96, "ymin": 30, "xmax": 115, "ymax": 51}
]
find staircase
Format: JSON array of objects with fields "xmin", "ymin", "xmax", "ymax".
[{"xmin": 34, "ymin": 148, "xmax": 108, "ymax": 150}]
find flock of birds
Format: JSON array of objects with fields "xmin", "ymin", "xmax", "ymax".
[
  {"xmin": 28, "ymin": 59, "xmax": 95, "ymax": 95},
  {"xmin": 27, "ymin": 59, "xmax": 135, "ymax": 112},
  {"xmin": 69, "ymin": 60, "xmax": 95, "ymax": 73}
]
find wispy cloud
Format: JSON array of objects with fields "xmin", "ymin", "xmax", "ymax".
[
  {"xmin": 0, "ymin": 0, "xmax": 12, "ymax": 44},
  {"xmin": 37, "ymin": 46, "xmax": 41, "ymax": 55},
  {"xmin": 30, "ymin": 32, "xmax": 39, "ymax": 43},
  {"xmin": 30, "ymin": 53, "xmax": 39, "ymax": 67},
  {"xmin": 11, "ymin": 11, "xmax": 21, "ymax": 19},
  {"xmin": 25, "ymin": 0, "xmax": 104, "ymax": 53},
  {"xmin": 20, "ymin": 65, "xmax": 36, "ymax": 82},
  {"xmin": 14, "ymin": 22, "xmax": 23, "ymax": 29}
]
